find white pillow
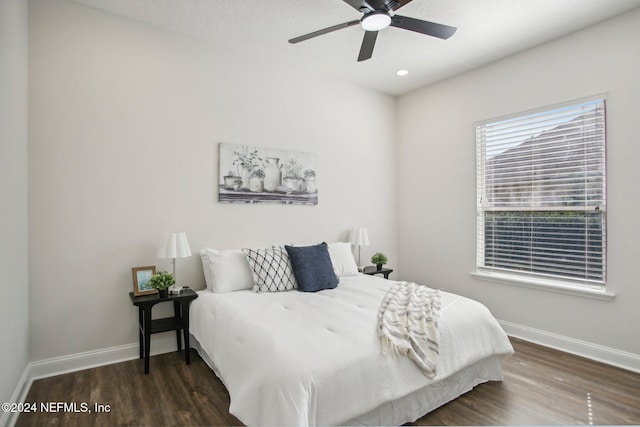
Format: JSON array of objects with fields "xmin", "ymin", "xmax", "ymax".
[
  {"xmin": 200, "ymin": 249, "xmax": 215, "ymax": 291},
  {"xmin": 200, "ymin": 248, "xmax": 255, "ymax": 293},
  {"xmin": 328, "ymin": 242, "xmax": 359, "ymax": 277}
]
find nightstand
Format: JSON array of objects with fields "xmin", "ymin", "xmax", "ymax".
[
  {"xmin": 129, "ymin": 288, "xmax": 198, "ymax": 374},
  {"xmin": 362, "ymin": 266, "xmax": 393, "ymax": 279}
]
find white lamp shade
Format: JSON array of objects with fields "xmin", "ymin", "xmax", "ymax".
[
  {"xmin": 349, "ymin": 227, "xmax": 370, "ymax": 246},
  {"xmin": 157, "ymin": 232, "xmax": 192, "ymax": 259}
]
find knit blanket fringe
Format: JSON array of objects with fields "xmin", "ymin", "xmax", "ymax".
[{"xmin": 377, "ymin": 281, "xmax": 442, "ymax": 378}]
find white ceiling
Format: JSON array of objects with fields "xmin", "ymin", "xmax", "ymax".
[{"xmin": 71, "ymin": 0, "xmax": 640, "ymax": 96}]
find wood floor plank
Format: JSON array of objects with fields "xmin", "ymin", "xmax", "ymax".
[{"xmin": 16, "ymin": 338, "xmax": 640, "ymax": 426}]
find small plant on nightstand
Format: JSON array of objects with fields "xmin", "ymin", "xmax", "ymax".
[
  {"xmin": 371, "ymin": 252, "xmax": 388, "ymax": 271},
  {"xmin": 148, "ymin": 271, "xmax": 176, "ymax": 298}
]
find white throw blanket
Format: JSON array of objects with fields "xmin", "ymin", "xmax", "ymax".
[{"xmin": 378, "ymin": 281, "xmax": 442, "ymax": 377}]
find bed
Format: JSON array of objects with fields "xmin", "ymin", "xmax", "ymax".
[{"xmin": 190, "ymin": 244, "xmax": 513, "ymax": 426}]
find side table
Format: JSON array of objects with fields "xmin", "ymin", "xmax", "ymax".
[
  {"xmin": 129, "ymin": 288, "xmax": 198, "ymax": 374},
  {"xmin": 362, "ymin": 266, "xmax": 393, "ymax": 279}
]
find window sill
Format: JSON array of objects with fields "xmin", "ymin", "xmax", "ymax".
[{"xmin": 470, "ymin": 271, "xmax": 615, "ymax": 301}]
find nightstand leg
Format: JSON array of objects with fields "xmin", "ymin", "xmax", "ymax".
[
  {"xmin": 138, "ymin": 307, "xmax": 143, "ymax": 359},
  {"xmin": 183, "ymin": 302, "xmax": 191, "ymax": 365},
  {"xmin": 174, "ymin": 301, "xmax": 182, "ymax": 351},
  {"xmin": 143, "ymin": 307, "xmax": 152, "ymax": 374}
]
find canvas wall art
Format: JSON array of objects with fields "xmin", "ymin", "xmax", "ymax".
[{"xmin": 218, "ymin": 143, "xmax": 318, "ymax": 205}]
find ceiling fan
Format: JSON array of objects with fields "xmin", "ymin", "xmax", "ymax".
[{"xmin": 288, "ymin": 0, "xmax": 457, "ymax": 62}]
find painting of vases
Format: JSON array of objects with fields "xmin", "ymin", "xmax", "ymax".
[{"xmin": 218, "ymin": 143, "xmax": 318, "ymax": 205}]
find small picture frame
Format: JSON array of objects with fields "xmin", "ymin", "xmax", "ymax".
[{"xmin": 132, "ymin": 266, "xmax": 157, "ymax": 296}]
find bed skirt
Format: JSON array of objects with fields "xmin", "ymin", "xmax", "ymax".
[
  {"xmin": 191, "ymin": 334, "xmax": 504, "ymax": 426},
  {"xmin": 344, "ymin": 355, "xmax": 504, "ymax": 425}
]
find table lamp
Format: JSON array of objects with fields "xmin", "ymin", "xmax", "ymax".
[
  {"xmin": 349, "ymin": 227, "xmax": 369, "ymax": 272},
  {"xmin": 157, "ymin": 232, "xmax": 191, "ymax": 285}
]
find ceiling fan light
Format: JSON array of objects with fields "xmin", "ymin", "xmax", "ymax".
[{"xmin": 361, "ymin": 11, "xmax": 391, "ymax": 32}]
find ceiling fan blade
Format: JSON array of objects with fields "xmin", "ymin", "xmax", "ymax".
[
  {"xmin": 357, "ymin": 30, "xmax": 378, "ymax": 62},
  {"xmin": 289, "ymin": 20, "xmax": 361, "ymax": 44},
  {"xmin": 387, "ymin": 0, "xmax": 414, "ymax": 11},
  {"xmin": 342, "ymin": 0, "xmax": 372, "ymax": 13},
  {"xmin": 391, "ymin": 15, "xmax": 457, "ymax": 39},
  {"xmin": 342, "ymin": 0, "xmax": 413, "ymax": 12}
]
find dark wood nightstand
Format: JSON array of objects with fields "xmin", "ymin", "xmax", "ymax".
[
  {"xmin": 129, "ymin": 288, "xmax": 198, "ymax": 374},
  {"xmin": 362, "ymin": 266, "xmax": 393, "ymax": 279}
]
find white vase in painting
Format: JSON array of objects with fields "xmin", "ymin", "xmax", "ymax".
[
  {"xmin": 304, "ymin": 178, "xmax": 317, "ymax": 193},
  {"xmin": 249, "ymin": 178, "xmax": 264, "ymax": 193},
  {"xmin": 240, "ymin": 167, "xmax": 251, "ymax": 190},
  {"xmin": 264, "ymin": 158, "xmax": 281, "ymax": 192},
  {"xmin": 283, "ymin": 177, "xmax": 304, "ymax": 192}
]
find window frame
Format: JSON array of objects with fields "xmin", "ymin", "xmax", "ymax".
[{"xmin": 473, "ymin": 96, "xmax": 613, "ymax": 300}]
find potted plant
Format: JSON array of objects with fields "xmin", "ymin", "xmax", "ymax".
[
  {"xmin": 148, "ymin": 271, "xmax": 176, "ymax": 298},
  {"xmin": 282, "ymin": 158, "xmax": 304, "ymax": 191},
  {"xmin": 232, "ymin": 146, "xmax": 262, "ymax": 189},
  {"xmin": 223, "ymin": 170, "xmax": 239, "ymax": 189},
  {"xmin": 249, "ymin": 167, "xmax": 265, "ymax": 192},
  {"xmin": 371, "ymin": 252, "xmax": 388, "ymax": 271},
  {"xmin": 303, "ymin": 169, "xmax": 316, "ymax": 193}
]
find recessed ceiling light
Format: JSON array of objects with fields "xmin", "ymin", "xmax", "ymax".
[{"xmin": 396, "ymin": 69, "xmax": 409, "ymax": 76}]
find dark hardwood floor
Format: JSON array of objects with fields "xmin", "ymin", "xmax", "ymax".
[
  {"xmin": 16, "ymin": 337, "xmax": 640, "ymax": 426},
  {"xmin": 414, "ymin": 338, "xmax": 640, "ymax": 426}
]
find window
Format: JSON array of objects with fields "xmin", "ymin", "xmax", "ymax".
[{"xmin": 475, "ymin": 97, "xmax": 606, "ymax": 288}]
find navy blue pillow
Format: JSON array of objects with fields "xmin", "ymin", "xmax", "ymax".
[{"xmin": 285, "ymin": 242, "xmax": 339, "ymax": 293}]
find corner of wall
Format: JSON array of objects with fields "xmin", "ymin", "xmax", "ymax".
[{"xmin": 0, "ymin": 0, "xmax": 30, "ymax": 412}]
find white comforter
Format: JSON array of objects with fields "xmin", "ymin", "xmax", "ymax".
[{"xmin": 190, "ymin": 274, "xmax": 513, "ymax": 426}]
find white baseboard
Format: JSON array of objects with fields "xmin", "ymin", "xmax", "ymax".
[
  {"xmin": 1, "ymin": 366, "xmax": 31, "ymax": 427},
  {"xmin": 500, "ymin": 320, "xmax": 640, "ymax": 374},
  {"xmin": 2, "ymin": 335, "xmax": 178, "ymax": 427},
  {"xmin": 28, "ymin": 334, "xmax": 179, "ymax": 380}
]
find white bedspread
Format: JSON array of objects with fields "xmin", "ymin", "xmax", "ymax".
[{"xmin": 189, "ymin": 274, "xmax": 513, "ymax": 426}]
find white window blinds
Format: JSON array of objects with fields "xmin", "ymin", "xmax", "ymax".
[{"xmin": 476, "ymin": 98, "xmax": 606, "ymax": 285}]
